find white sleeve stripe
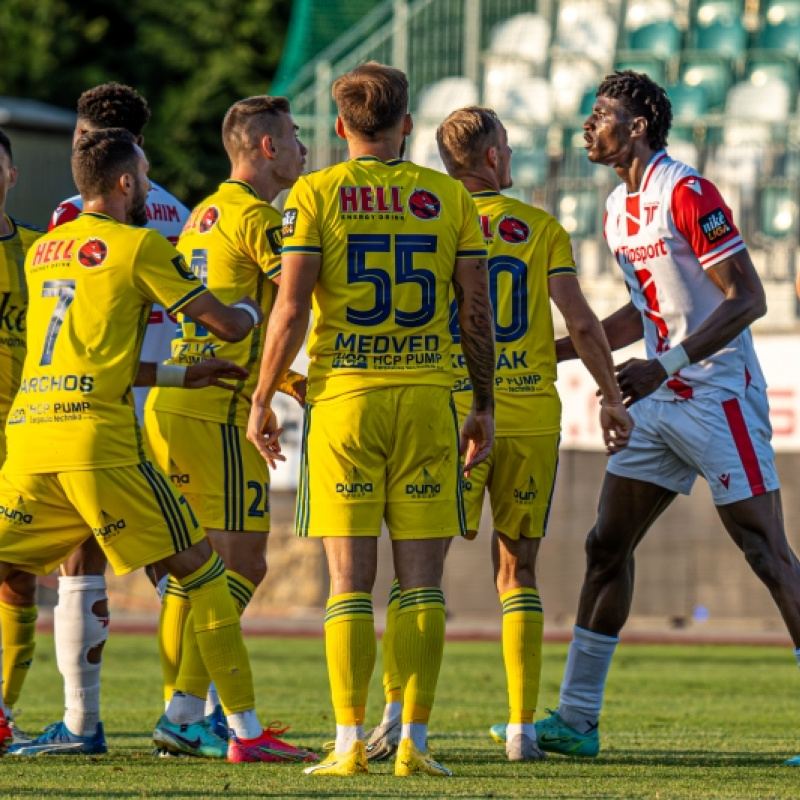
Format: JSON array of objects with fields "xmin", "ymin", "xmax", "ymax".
[
  {"xmin": 698, "ymin": 236, "xmax": 744, "ymax": 263},
  {"xmin": 701, "ymin": 241, "xmax": 746, "ymax": 268}
]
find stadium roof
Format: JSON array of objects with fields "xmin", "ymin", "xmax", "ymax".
[{"xmin": 0, "ymin": 97, "xmax": 76, "ymax": 131}]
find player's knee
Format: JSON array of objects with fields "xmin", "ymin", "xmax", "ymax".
[
  {"xmin": 248, "ymin": 555, "xmax": 268, "ymax": 587},
  {"xmin": 1, "ymin": 571, "xmax": 38, "ymax": 605},
  {"xmin": 742, "ymin": 534, "xmax": 782, "ymax": 590},
  {"xmin": 585, "ymin": 527, "xmax": 628, "ymax": 576}
]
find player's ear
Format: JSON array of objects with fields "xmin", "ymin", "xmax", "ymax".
[
  {"xmin": 334, "ymin": 117, "xmax": 347, "ymax": 140},
  {"xmin": 7, "ymin": 166, "xmax": 18, "ymax": 190},
  {"xmin": 260, "ymin": 134, "xmax": 276, "ymax": 160},
  {"xmin": 631, "ymin": 116, "xmax": 647, "ymax": 139},
  {"xmin": 136, "ymin": 134, "xmax": 145, "ymax": 148},
  {"xmin": 402, "ymin": 113, "xmax": 413, "ymax": 136},
  {"xmin": 119, "ymin": 171, "xmax": 133, "ymax": 195},
  {"xmin": 487, "ymin": 145, "xmax": 498, "ymax": 169}
]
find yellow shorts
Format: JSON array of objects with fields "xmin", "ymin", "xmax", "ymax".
[
  {"xmin": 144, "ymin": 409, "xmax": 270, "ymax": 533},
  {"xmin": 462, "ymin": 433, "xmax": 560, "ymax": 540},
  {"xmin": 297, "ymin": 386, "xmax": 465, "ymax": 540},
  {"xmin": 0, "ymin": 462, "xmax": 203, "ymax": 576}
]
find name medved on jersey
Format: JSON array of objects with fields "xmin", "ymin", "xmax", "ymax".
[
  {"xmin": 699, "ymin": 208, "xmax": 732, "ymax": 244},
  {"xmin": 336, "ymin": 466, "xmax": 373, "ymax": 499}
]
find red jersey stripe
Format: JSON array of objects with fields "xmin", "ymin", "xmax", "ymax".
[{"xmin": 722, "ymin": 398, "xmax": 766, "ymax": 495}]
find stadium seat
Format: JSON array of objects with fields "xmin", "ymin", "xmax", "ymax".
[
  {"xmin": 758, "ymin": 20, "xmax": 800, "ymax": 57},
  {"xmin": 416, "ymin": 77, "xmax": 479, "ymax": 119},
  {"xmin": 488, "ymin": 76, "xmax": 554, "ymax": 124},
  {"xmin": 625, "ymin": 0, "xmax": 677, "ymax": 30},
  {"xmin": 488, "ymin": 12, "xmax": 551, "ymax": 65},
  {"xmin": 557, "ymin": 188, "xmax": 600, "ymax": 238},
  {"xmin": 759, "ymin": 183, "xmax": 800, "ymax": 238},
  {"xmin": 694, "ymin": 19, "xmax": 747, "ymax": 59},
  {"xmin": 746, "ymin": 52, "xmax": 798, "ymax": 93},
  {"xmin": 627, "ymin": 21, "xmax": 682, "ymax": 60},
  {"xmin": 614, "ymin": 53, "xmax": 667, "ymax": 86},
  {"xmin": 765, "ymin": 0, "xmax": 800, "ymax": 24},
  {"xmin": 579, "ymin": 89, "xmax": 597, "ymax": 116},
  {"xmin": 550, "ymin": 57, "xmax": 601, "ymax": 117},
  {"xmin": 695, "ymin": 0, "xmax": 743, "ymax": 26},
  {"xmin": 554, "ymin": 2, "xmax": 618, "ymax": 68},
  {"xmin": 408, "ymin": 123, "xmax": 444, "ymax": 172},
  {"xmin": 667, "ymin": 83, "xmax": 709, "ymax": 120},
  {"xmin": 679, "ymin": 54, "xmax": 731, "ymax": 110},
  {"xmin": 726, "ymin": 79, "xmax": 791, "ymax": 120},
  {"xmin": 506, "ymin": 124, "xmax": 550, "ymax": 187}
]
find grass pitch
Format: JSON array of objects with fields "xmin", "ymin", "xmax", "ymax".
[{"xmin": 6, "ymin": 633, "xmax": 800, "ymax": 798}]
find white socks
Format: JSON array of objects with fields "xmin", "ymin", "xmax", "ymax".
[
  {"xmin": 335, "ymin": 724, "xmax": 363, "ymax": 752},
  {"xmin": 165, "ymin": 691, "xmax": 205, "ymax": 726},
  {"xmin": 228, "ymin": 709, "xmax": 261, "ymax": 740},
  {"xmin": 557, "ymin": 625, "xmax": 619, "ymax": 735},
  {"xmin": 401, "ymin": 722, "xmax": 427, "ymax": 752},
  {"xmin": 506, "ymin": 722, "xmax": 535, "ymax": 742},
  {"xmin": 382, "ymin": 701, "xmax": 401, "ymax": 725},
  {"xmin": 205, "ymin": 683, "xmax": 220, "ymax": 716},
  {"xmin": 55, "ymin": 575, "xmax": 109, "ymax": 736}
]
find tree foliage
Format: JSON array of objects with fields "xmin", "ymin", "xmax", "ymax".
[{"xmin": 0, "ymin": 0, "xmax": 292, "ymax": 205}]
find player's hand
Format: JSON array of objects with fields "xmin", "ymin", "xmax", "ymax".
[
  {"xmin": 459, "ymin": 410, "xmax": 495, "ymax": 476},
  {"xmin": 246, "ymin": 403, "xmax": 286, "ymax": 469},
  {"xmin": 615, "ymin": 358, "xmax": 668, "ymax": 407},
  {"xmin": 599, "ymin": 399, "xmax": 634, "ymax": 455},
  {"xmin": 290, "ymin": 377, "xmax": 306, "ymax": 407},
  {"xmin": 184, "ymin": 358, "xmax": 248, "ymax": 391},
  {"xmin": 233, "ymin": 296, "xmax": 265, "ymax": 328}
]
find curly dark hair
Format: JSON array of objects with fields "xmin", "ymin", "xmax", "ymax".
[
  {"xmin": 77, "ymin": 82, "xmax": 151, "ymax": 136},
  {"xmin": 596, "ymin": 70, "xmax": 672, "ymax": 151}
]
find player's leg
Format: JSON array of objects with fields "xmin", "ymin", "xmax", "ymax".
[
  {"xmin": 385, "ymin": 386, "xmax": 462, "ymax": 777},
  {"xmin": 535, "ymin": 471, "xmax": 677, "ymax": 756},
  {"xmin": 53, "ymin": 539, "xmax": 109, "ymax": 748},
  {"xmin": 298, "ymin": 395, "xmax": 387, "ymax": 777},
  {"xmin": 0, "ymin": 570, "xmax": 37, "ymax": 742}
]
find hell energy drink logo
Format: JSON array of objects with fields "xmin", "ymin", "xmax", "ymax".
[
  {"xmin": 408, "ymin": 189, "xmax": 441, "ymax": 220},
  {"xmin": 78, "ymin": 238, "xmax": 108, "ymax": 267}
]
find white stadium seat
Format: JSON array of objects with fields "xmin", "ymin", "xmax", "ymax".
[
  {"xmin": 488, "ymin": 12, "xmax": 551, "ymax": 65},
  {"xmin": 550, "ymin": 57, "xmax": 601, "ymax": 116},
  {"xmin": 416, "ymin": 76, "xmax": 479, "ymax": 120},
  {"xmin": 625, "ymin": 0, "xmax": 678, "ymax": 30},
  {"xmin": 554, "ymin": 2, "xmax": 618, "ymax": 68}
]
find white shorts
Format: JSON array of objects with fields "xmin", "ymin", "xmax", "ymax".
[{"xmin": 607, "ymin": 384, "xmax": 779, "ymax": 506}]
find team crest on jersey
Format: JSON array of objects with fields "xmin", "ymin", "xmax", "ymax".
[
  {"xmin": 282, "ymin": 208, "xmax": 298, "ymax": 237},
  {"xmin": 77, "ymin": 238, "xmax": 108, "ymax": 267},
  {"xmin": 699, "ymin": 208, "xmax": 732, "ymax": 244},
  {"xmin": 498, "ymin": 215, "xmax": 530, "ymax": 244},
  {"xmin": 266, "ymin": 226, "xmax": 283, "ymax": 256},
  {"xmin": 408, "ymin": 189, "xmax": 441, "ymax": 220},
  {"xmin": 198, "ymin": 206, "xmax": 220, "ymax": 233}
]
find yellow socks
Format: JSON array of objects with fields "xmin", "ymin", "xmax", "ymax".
[
  {"xmin": 501, "ymin": 588, "xmax": 544, "ymax": 725},
  {"xmin": 176, "ymin": 554, "xmax": 254, "ymax": 714},
  {"xmin": 382, "ymin": 579, "xmax": 402, "ymax": 707},
  {"xmin": 173, "ymin": 571, "xmax": 255, "ymax": 701},
  {"xmin": 0, "ymin": 601, "xmax": 37, "ymax": 708},
  {"xmin": 159, "ymin": 578, "xmax": 191, "ymax": 704},
  {"xmin": 395, "ymin": 587, "xmax": 445, "ymax": 729},
  {"xmin": 325, "ymin": 592, "xmax": 376, "ymax": 740}
]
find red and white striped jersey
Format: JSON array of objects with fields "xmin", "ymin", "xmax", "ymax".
[
  {"xmin": 604, "ymin": 150, "xmax": 765, "ymax": 400},
  {"xmin": 50, "ymin": 182, "xmax": 190, "ymax": 417}
]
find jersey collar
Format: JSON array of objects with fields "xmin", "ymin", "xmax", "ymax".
[
  {"xmin": 353, "ymin": 156, "xmax": 404, "ymax": 167},
  {"xmin": 79, "ymin": 211, "xmax": 116, "ymax": 222},
  {"xmin": 0, "ymin": 214, "xmax": 18, "ymax": 241},
  {"xmin": 224, "ymin": 179, "xmax": 259, "ymax": 198},
  {"xmin": 636, "ymin": 150, "xmax": 669, "ymax": 195},
  {"xmin": 471, "ymin": 190, "xmax": 501, "ymax": 197}
]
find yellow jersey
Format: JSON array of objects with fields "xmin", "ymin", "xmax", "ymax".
[
  {"xmin": 5, "ymin": 212, "xmax": 208, "ymax": 474},
  {"xmin": 148, "ymin": 180, "xmax": 282, "ymax": 427},
  {"xmin": 0, "ymin": 216, "xmax": 41, "ymax": 433},
  {"xmin": 450, "ymin": 192, "xmax": 577, "ymax": 435},
  {"xmin": 282, "ymin": 156, "xmax": 487, "ymax": 403}
]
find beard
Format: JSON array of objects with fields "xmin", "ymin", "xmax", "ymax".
[{"xmin": 128, "ymin": 178, "xmax": 149, "ymax": 227}]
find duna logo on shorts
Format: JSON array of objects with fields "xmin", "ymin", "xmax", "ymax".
[
  {"xmin": 514, "ymin": 475, "xmax": 537, "ymax": 504},
  {"xmin": 0, "ymin": 496, "xmax": 32, "ymax": 525},
  {"xmin": 93, "ymin": 512, "xmax": 127, "ymax": 540},
  {"xmin": 406, "ymin": 466, "xmax": 441, "ymax": 498},
  {"xmin": 336, "ymin": 466, "xmax": 373, "ymax": 498}
]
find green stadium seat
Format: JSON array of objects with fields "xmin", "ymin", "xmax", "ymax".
[
  {"xmin": 746, "ymin": 52, "xmax": 798, "ymax": 91},
  {"xmin": 627, "ymin": 21, "xmax": 682, "ymax": 59},
  {"xmin": 667, "ymin": 83, "xmax": 709, "ymax": 119},
  {"xmin": 579, "ymin": 89, "xmax": 596, "ymax": 116},
  {"xmin": 557, "ymin": 188, "xmax": 599, "ymax": 238},
  {"xmin": 759, "ymin": 183, "xmax": 800, "ymax": 238},
  {"xmin": 614, "ymin": 53, "xmax": 667, "ymax": 86},
  {"xmin": 765, "ymin": 0, "xmax": 800, "ymax": 24},
  {"xmin": 680, "ymin": 54, "xmax": 732, "ymax": 109},
  {"xmin": 694, "ymin": 20, "xmax": 747, "ymax": 58},
  {"xmin": 695, "ymin": 0, "xmax": 743, "ymax": 25},
  {"xmin": 758, "ymin": 20, "xmax": 800, "ymax": 57}
]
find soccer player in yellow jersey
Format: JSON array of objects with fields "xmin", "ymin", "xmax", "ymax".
[
  {"xmin": 145, "ymin": 95, "xmax": 311, "ymax": 760},
  {"xmin": 247, "ymin": 63, "xmax": 496, "ymax": 778},
  {"xmin": 0, "ymin": 128, "xmax": 316, "ymax": 763},
  {"xmin": 0, "ymin": 128, "xmax": 41, "ymax": 750},
  {"xmin": 434, "ymin": 107, "xmax": 633, "ymax": 760}
]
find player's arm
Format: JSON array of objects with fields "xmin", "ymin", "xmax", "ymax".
[
  {"xmin": 453, "ymin": 256, "xmax": 495, "ymax": 473},
  {"xmin": 134, "ymin": 358, "xmax": 249, "ymax": 390},
  {"xmin": 555, "ymin": 301, "xmax": 643, "ymax": 362},
  {"xmin": 549, "ymin": 275, "xmax": 633, "ymax": 453},
  {"xmin": 267, "ymin": 275, "xmax": 307, "ymax": 405},
  {"xmin": 179, "ymin": 292, "xmax": 263, "ymax": 343},
  {"xmin": 247, "ymin": 252, "xmax": 318, "ymax": 466}
]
